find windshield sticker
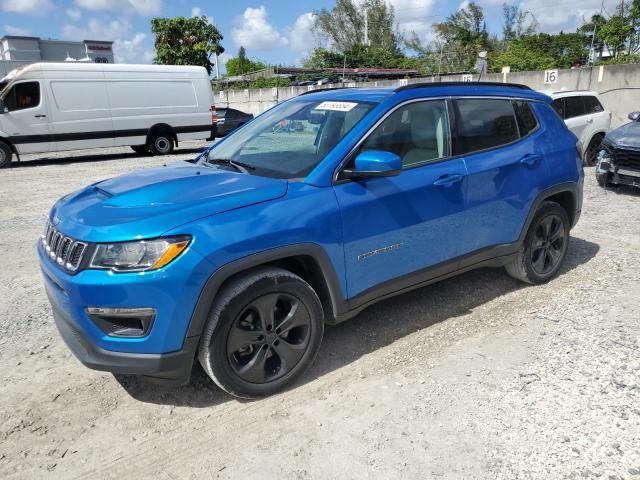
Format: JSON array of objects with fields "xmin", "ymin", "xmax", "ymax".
[{"xmin": 314, "ymin": 101, "xmax": 358, "ymax": 112}]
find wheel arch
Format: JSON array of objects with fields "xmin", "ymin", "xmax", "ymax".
[
  {"xmin": 185, "ymin": 244, "xmax": 346, "ymax": 342},
  {"xmin": 147, "ymin": 123, "xmax": 177, "ymax": 146},
  {"xmin": 519, "ymin": 183, "xmax": 579, "ymax": 244},
  {"xmin": 0, "ymin": 136, "xmax": 19, "ymax": 159}
]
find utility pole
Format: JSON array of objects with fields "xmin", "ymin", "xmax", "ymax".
[{"xmin": 364, "ymin": 10, "xmax": 369, "ymax": 46}]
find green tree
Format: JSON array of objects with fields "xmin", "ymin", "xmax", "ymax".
[
  {"xmin": 151, "ymin": 15, "xmax": 224, "ymax": 75},
  {"xmin": 314, "ymin": 0, "xmax": 401, "ymax": 52},
  {"xmin": 238, "ymin": 46, "xmax": 247, "ymax": 75},
  {"xmin": 304, "ymin": 45, "xmax": 422, "ymax": 71},
  {"xmin": 502, "ymin": 3, "xmax": 538, "ymax": 44},
  {"xmin": 225, "ymin": 55, "xmax": 267, "ymax": 76}
]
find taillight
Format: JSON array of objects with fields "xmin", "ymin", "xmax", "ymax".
[{"xmin": 210, "ymin": 105, "xmax": 217, "ymax": 124}]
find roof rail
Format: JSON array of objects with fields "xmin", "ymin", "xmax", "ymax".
[
  {"xmin": 394, "ymin": 81, "xmax": 532, "ymax": 92},
  {"xmin": 297, "ymin": 86, "xmax": 352, "ymax": 96}
]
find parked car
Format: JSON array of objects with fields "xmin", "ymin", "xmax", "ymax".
[
  {"xmin": 39, "ymin": 83, "xmax": 583, "ymax": 398},
  {"xmin": 216, "ymin": 107, "xmax": 253, "ymax": 137},
  {"xmin": 547, "ymin": 90, "xmax": 611, "ymax": 166},
  {"xmin": 596, "ymin": 111, "xmax": 640, "ymax": 188},
  {"xmin": 0, "ymin": 63, "xmax": 216, "ymax": 168}
]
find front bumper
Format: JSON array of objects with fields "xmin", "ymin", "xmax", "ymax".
[
  {"xmin": 38, "ymin": 239, "xmax": 214, "ymax": 384},
  {"xmin": 50, "ymin": 296, "xmax": 198, "ymax": 385},
  {"xmin": 598, "ymin": 159, "xmax": 640, "ymax": 186}
]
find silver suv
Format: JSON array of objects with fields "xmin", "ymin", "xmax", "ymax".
[{"xmin": 547, "ymin": 90, "xmax": 611, "ymax": 166}]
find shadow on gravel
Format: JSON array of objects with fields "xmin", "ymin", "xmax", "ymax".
[
  {"xmin": 10, "ymin": 148, "xmax": 206, "ymax": 168},
  {"xmin": 116, "ymin": 236, "xmax": 600, "ymax": 407},
  {"xmin": 604, "ymin": 185, "xmax": 640, "ymax": 198}
]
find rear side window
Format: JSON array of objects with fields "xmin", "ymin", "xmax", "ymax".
[
  {"xmin": 4, "ymin": 81, "xmax": 40, "ymax": 111},
  {"xmin": 454, "ymin": 98, "xmax": 519, "ymax": 154},
  {"xmin": 513, "ymin": 100, "xmax": 539, "ymax": 136},
  {"xmin": 583, "ymin": 96, "xmax": 604, "ymax": 114},
  {"xmin": 565, "ymin": 97, "xmax": 586, "ymax": 119}
]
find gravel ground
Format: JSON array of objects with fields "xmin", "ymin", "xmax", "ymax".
[{"xmin": 0, "ymin": 144, "xmax": 639, "ymax": 479}]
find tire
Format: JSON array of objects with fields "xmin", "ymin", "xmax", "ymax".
[
  {"xmin": 0, "ymin": 141, "xmax": 13, "ymax": 169},
  {"xmin": 198, "ymin": 267, "xmax": 324, "ymax": 399},
  {"xmin": 584, "ymin": 134, "xmax": 604, "ymax": 166},
  {"xmin": 505, "ymin": 201, "xmax": 570, "ymax": 285},
  {"xmin": 148, "ymin": 131, "xmax": 174, "ymax": 156},
  {"xmin": 131, "ymin": 145, "xmax": 149, "ymax": 155}
]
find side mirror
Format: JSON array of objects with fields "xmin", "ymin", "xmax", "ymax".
[
  {"xmin": 343, "ymin": 150, "xmax": 402, "ymax": 180},
  {"xmin": 628, "ymin": 111, "xmax": 640, "ymax": 122}
]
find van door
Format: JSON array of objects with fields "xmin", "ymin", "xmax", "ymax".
[
  {"xmin": 48, "ymin": 78, "xmax": 114, "ymax": 151},
  {"xmin": 0, "ymin": 80, "xmax": 53, "ymax": 154}
]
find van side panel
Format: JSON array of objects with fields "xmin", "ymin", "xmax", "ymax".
[
  {"xmin": 105, "ymin": 70, "xmax": 212, "ymax": 147},
  {"xmin": 48, "ymin": 74, "xmax": 115, "ymax": 151}
]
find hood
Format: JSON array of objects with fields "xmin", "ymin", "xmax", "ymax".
[
  {"xmin": 605, "ymin": 121, "xmax": 640, "ymax": 150},
  {"xmin": 50, "ymin": 161, "xmax": 288, "ymax": 242}
]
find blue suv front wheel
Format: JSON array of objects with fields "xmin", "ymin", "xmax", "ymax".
[{"xmin": 198, "ymin": 267, "xmax": 325, "ymax": 398}]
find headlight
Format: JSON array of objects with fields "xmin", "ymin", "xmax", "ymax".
[{"xmin": 90, "ymin": 236, "xmax": 190, "ymax": 272}]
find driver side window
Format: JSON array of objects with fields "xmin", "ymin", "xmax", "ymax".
[
  {"xmin": 359, "ymin": 100, "xmax": 451, "ymax": 168},
  {"xmin": 4, "ymin": 81, "xmax": 40, "ymax": 112}
]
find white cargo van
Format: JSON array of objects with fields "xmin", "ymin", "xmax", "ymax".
[{"xmin": 0, "ymin": 62, "xmax": 216, "ymax": 168}]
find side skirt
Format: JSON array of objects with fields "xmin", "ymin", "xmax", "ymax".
[{"xmin": 330, "ymin": 244, "xmax": 520, "ymax": 325}]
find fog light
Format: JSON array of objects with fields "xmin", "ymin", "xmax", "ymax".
[{"xmin": 86, "ymin": 307, "xmax": 156, "ymax": 337}]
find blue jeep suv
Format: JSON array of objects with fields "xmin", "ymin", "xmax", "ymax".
[{"xmin": 39, "ymin": 83, "xmax": 583, "ymax": 398}]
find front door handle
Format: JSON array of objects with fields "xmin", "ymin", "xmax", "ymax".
[
  {"xmin": 520, "ymin": 154, "xmax": 541, "ymax": 168},
  {"xmin": 586, "ymin": 118, "xmax": 594, "ymax": 124},
  {"xmin": 433, "ymin": 173, "xmax": 463, "ymax": 187},
  {"xmin": 34, "ymin": 114, "xmax": 46, "ymax": 118}
]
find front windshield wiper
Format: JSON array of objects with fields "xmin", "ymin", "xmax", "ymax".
[{"xmin": 206, "ymin": 157, "xmax": 255, "ymax": 173}]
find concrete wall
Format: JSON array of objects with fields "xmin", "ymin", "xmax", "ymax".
[{"xmin": 216, "ymin": 63, "xmax": 640, "ymax": 128}]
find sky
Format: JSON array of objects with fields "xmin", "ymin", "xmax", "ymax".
[{"xmin": 0, "ymin": 0, "xmax": 621, "ymax": 71}]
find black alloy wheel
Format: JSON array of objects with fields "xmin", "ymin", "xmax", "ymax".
[
  {"xmin": 529, "ymin": 214, "xmax": 566, "ymax": 276},
  {"xmin": 227, "ymin": 293, "xmax": 311, "ymax": 384},
  {"xmin": 198, "ymin": 267, "xmax": 324, "ymax": 398}
]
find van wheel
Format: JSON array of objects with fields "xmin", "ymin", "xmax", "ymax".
[
  {"xmin": 148, "ymin": 132, "xmax": 174, "ymax": 155},
  {"xmin": 131, "ymin": 145, "xmax": 149, "ymax": 155},
  {"xmin": 505, "ymin": 201, "xmax": 570, "ymax": 285},
  {"xmin": 0, "ymin": 142, "xmax": 13, "ymax": 169},
  {"xmin": 198, "ymin": 267, "xmax": 324, "ymax": 399}
]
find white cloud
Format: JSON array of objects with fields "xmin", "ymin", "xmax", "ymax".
[
  {"xmin": 4, "ymin": 24, "xmax": 32, "ymax": 36},
  {"xmin": 518, "ymin": 0, "xmax": 616, "ymax": 33},
  {"xmin": 66, "ymin": 8, "xmax": 82, "ymax": 20},
  {"xmin": 191, "ymin": 6, "xmax": 214, "ymax": 25},
  {"xmin": 74, "ymin": 0, "xmax": 162, "ymax": 16},
  {"xmin": 289, "ymin": 12, "xmax": 316, "ymax": 52},
  {"xmin": 2, "ymin": 0, "xmax": 54, "ymax": 16},
  {"xmin": 232, "ymin": 6, "xmax": 288, "ymax": 51},
  {"xmin": 62, "ymin": 17, "xmax": 154, "ymax": 64},
  {"xmin": 387, "ymin": 0, "xmax": 438, "ymax": 41}
]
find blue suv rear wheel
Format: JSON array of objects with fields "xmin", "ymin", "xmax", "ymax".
[{"xmin": 505, "ymin": 202, "xmax": 570, "ymax": 284}]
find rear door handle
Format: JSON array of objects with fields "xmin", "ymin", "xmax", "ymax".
[
  {"xmin": 520, "ymin": 154, "xmax": 541, "ymax": 168},
  {"xmin": 433, "ymin": 173, "xmax": 464, "ymax": 187},
  {"xmin": 34, "ymin": 114, "xmax": 46, "ymax": 118},
  {"xmin": 586, "ymin": 118, "xmax": 594, "ymax": 123}
]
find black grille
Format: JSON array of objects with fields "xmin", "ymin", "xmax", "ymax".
[
  {"xmin": 41, "ymin": 221, "xmax": 87, "ymax": 272},
  {"xmin": 613, "ymin": 148, "xmax": 640, "ymax": 171}
]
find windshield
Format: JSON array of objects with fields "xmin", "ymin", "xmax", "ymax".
[{"xmin": 204, "ymin": 98, "xmax": 375, "ymax": 179}]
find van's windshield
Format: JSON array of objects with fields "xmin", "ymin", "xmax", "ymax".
[{"xmin": 201, "ymin": 98, "xmax": 375, "ymax": 179}]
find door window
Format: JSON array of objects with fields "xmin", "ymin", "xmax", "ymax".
[
  {"xmin": 454, "ymin": 98, "xmax": 519, "ymax": 154},
  {"xmin": 3, "ymin": 81, "xmax": 40, "ymax": 111},
  {"xmin": 358, "ymin": 100, "xmax": 450, "ymax": 167},
  {"xmin": 565, "ymin": 96, "xmax": 586, "ymax": 119}
]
